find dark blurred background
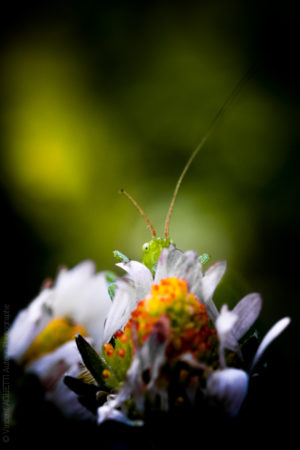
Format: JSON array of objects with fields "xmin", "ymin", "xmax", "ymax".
[{"xmin": 1, "ymin": 0, "xmax": 299, "ymax": 445}]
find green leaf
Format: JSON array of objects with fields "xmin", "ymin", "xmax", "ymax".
[
  {"xmin": 75, "ymin": 335, "xmax": 119, "ymax": 388},
  {"xmin": 64, "ymin": 375, "xmax": 99, "ymax": 396}
]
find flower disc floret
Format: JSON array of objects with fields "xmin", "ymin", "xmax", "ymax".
[{"xmin": 126, "ymin": 277, "xmax": 218, "ymax": 365}]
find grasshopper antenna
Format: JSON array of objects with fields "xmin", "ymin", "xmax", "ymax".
[
  {"xmin": 164, "ymin": 68, "xmax": 254, "ymax": 238},
  {"xmin": 120, "ymin": 188, "xmax": 157, "ymax": 238}
]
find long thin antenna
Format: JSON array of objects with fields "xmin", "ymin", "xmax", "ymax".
[
  {"xmin": 120, "ymin": 188, "xmax": 157, "ymax": 237},
  {"xmin": 164, "ymin": 68, "xmax": 254, "ymax": 238}
]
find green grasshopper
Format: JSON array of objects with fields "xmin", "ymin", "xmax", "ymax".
[
  {"xmin": 113, "ymin": 189, "xmax": 209, "ymax": 276},
  {"xmin": 113, "ymin": 70, "xmax": 252, "ymax": 277}
]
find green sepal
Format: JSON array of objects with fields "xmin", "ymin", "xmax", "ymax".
[
  {"xmin": 113, "ymin": 250, "xmax": 129, "ymax": 263},
  {"xmin": 75, "ymin": 335, "xmax": 119, "ymax": 389}
]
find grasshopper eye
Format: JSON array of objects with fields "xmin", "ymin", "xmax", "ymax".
[{"xmin": 143, "ymin": 242, "xmax": 150, "ymax": 252}]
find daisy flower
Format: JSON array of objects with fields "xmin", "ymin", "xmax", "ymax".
[
  {"xmin": 79, "ymin": 244, "xmax": 290, "ymax": 425},
  {"xmin": 6, "ymin": 260, "xmax": 112, "ymax": 418}
]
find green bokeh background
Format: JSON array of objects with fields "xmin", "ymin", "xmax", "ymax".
[{"xmin": 1, "ymin": 1, "xmax": 299, "ymax": 384}]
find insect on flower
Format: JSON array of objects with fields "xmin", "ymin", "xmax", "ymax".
[{"xmin": 62, "ymin": 68, "xmax": 290, "ymax": 426}]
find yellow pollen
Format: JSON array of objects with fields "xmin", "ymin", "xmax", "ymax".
[
  {"xmin": 22, "ymin": 317, "xmax": 87, "ymax": 366},
  {"xmin": 145, "ymin": 277, "xmax": 191, "ymax": 316}
]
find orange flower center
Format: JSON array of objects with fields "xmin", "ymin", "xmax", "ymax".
[{"xmin": 106, "ymin": 278, "xmax": 218, "ymax": 371}]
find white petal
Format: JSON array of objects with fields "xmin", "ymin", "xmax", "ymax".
[
  {"xmin": 155, "ymin": 247, "xmax": 202, "ymax": 290},
  {"xmin": 173, "ymin": 250, "xmax": 203, "ymax": 299},
  {"xmin": 201, "ymin": 261, "xmax": 227, "ymax": 321},
  {"xmin": 206, "ymin": 368, "xmax": 249, "ymax": 417},
  {"xmin": 216, "ymin": 305, "xmax": 238, "ymax": 339},
  {"xmin": 128, "ymin": 316, "xmax": 170, "ymax": 412},
  {"xmin": 65, "ymin": 272, "xmax": 112, "ymax": 349},
  {"xmin": 125, "ymin": 316, "xmax": 170, "ymax": 388},
  {"xmin": 52, "ymin": 262, "xmax": 112, "ymax": 349},
  {"xmin": 27, "ymin": 339, "xmax": 95, "ymax": 420},
  {"xmin": 98, "ymin": 403, "xmax": 134, "ymax": 425},
  {"xmin": 116, "ymin": 260, "xmax": 153, "ymax": 300},
  {"xmin": 179, "ymin": 352, "xmax": 210, "ymax": 372},
  {"xmin": 155, "ymin": 246, "xmax": 202, "ymax": 299},
  {"xmin": 101, "ymin": 316, "xmax": 170, "ymax": 421},
  {"xmin": 26, "ymin": 339, "xmax": 84, "ymax": 379},
  {"xmin": 154, "ymin": 245, "xmax": 184, "ymax": 282},
  {"xmin": 232, "ymin": 293, "xmax": 262, "ymax": 340},
  {"xmin": 202, "ymin": 260, "xmax": 227, "ymax": 302},
  {"xmin": 103, "ymin": 279, "xmax": 137, "ymax": 343},
  {"xmin": 98, "ymin": 318, "xmax": 170, "ymax": 425},
  {"xmin": 215, "ymin": 305, "xmax": 240, "ymax": 366},
  {"xmin": 250, "ymin": 317, "xmax": 291, "ymax": 372},
  {"xmin": 155, "ymin": 245, "xmax": 221, "ymax": 320},
  {"xmin": 6, "ymin": 288, "xmax": 53, "ymax": 362},
  {"xmin": 52, "ymin": 260, "xmax": 97, "ymax": 316},
  {"xmin": 142, "ymin": 316, "xmax": 170, "ymax": 390},
  {"xmin": 46, "ymin": 376, "xmax": 95, "ymax": 420},
  {"xmin": 55, "ymin": 260, "xmax": 96, "ymax": 288},
  {"xmin": 97, "ymin": 394, "xmax": 143, "ymax": 426}
]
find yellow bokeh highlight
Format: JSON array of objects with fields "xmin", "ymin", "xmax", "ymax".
[{"xmin": 2, "ymin": 45, "xmax": 92, "ymax": 200}]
